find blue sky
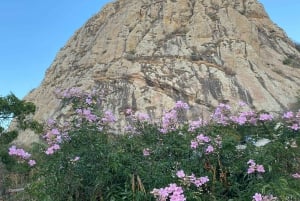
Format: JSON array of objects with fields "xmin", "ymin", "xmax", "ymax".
[{"xmin": 0, "ymin": 0, "xmax": 299, "ymax": 99}]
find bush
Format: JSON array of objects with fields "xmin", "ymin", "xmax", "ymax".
[{"xmin": 6, "ymin": 89, "xmax": 300, "ymax": 201}]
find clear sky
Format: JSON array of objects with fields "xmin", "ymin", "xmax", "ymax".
[{"xmin": 0, "ymin": 0, "xmax": 299, "ymax": 99}]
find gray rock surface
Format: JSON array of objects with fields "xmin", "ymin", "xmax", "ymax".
[{"xmin": 16, "ymin": 0, "xmax": 300, "ymax": 145}]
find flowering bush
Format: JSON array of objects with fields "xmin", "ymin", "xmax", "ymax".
[{"xmin": 6, "ymin": 89, "xmax": 300, "ymax": 200}]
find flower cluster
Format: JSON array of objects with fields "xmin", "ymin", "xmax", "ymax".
[
  {"xmin": 43, "ymin": 121, "xmax": 69, "ymax": 155},
  {"xmin": 151, "ymin": 183, "xmax": 186, "ymax": 201},
  {"xmin": 8, "ymin": 146, "xmax": 36, "ymax": 166},
  {"xmin": 174, "ymin": 101, "xmax": 189, "ymax": 110},
  {"xmin": 230, "ymin": 110, "xmax": 257, "ymax": 125},
  {"xmin": 188, "ymin": 118, "xmax": 207, "ymax": 132},
  {"xmin": 76, "ymin": 108, "xmax": 98, "ymax": 122},
  {"xmin": 101, "ymin": 110, "xmax": 117, "ymax": 124},
  {"xmin": 282, "ymin": 110, "xmax": 300, "ymax": 131},
  {"xmin": 211, "ymin": 103, "xmax": 274, "ymax": 126},
  {"xmin": 134, "ymin": 112, "xmax": 150, "ymax": 122},
  {"xmin": 247, "ymin": 159, "xmax": 265, "ymax": 174},
  {"xmin": 252, "ymin": 193, "xmax": 278, "ymax": 201},
  {"xmin": 160, "ymin": 101, "xmax": 189, "ymax": 133},
  {"xmin": 211, "ymin": 103, "xmax": 231, "ymax": 125},
  {"xmin": 259, "ymin": 113, "xmax": 273, "ymax": 121},
  {"xmin": 176, "ymin": 170, "xmax": 209, "ymax": 188},
  {"xmin": 54, "ymin": 87, "xmax": 84, "ymax": 99},
  {"xmin": 190, "ymin": 133, "xmax": 222, "ymax": 155}
]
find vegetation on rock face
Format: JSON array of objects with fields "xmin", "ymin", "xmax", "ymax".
[
  {"xmin": 2, "ymin": 89, "xmax": 300, "ymax": 201},
  {"xmin": 294, "ymin": 41, "xmax": 300, "ymax": 52}
]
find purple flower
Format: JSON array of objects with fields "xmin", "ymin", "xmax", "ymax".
[
  {"xmin": 196, "ymin": 134, "xmax": 210, "ymax": 143},
  {"xmin": 28, "ymin": 160, "xmax": 36, "ymax": 166},
  {"xmin": 283, "ymin": 111, "xmax": 294, "ymax": 119},
  {"xmin": 85, "ymin": 97, "xmax": 92, "ymax": 105},
  {"xmin": 136, "ymin": 112, "xmax": 150, "ymax": 122},
  {"xmin": 188, "ymin": 119, "xmax": 206, "ymax": 131},
  {"xmin": 205, "ymin": 145, "xmax": 214, "ymax": 154},
  {"xmin": 193, "ymin": 176, "xmax": 209, "ymax": 187},
  {"xmin": 47, "ymin": 119, "xmax": 56, "ymax": 126},
  {"xmin": 247, "ymin": 166, "xmax": 256, "ymax": 174},
  {"xmin": 83, "ymin": 108, "xmax": 97, "ymax": 122},
  {"xmin": 45, "ymin": 144, "xmax": 60, "ymax": 155},
  {"xmin": 125, "ymin": 108, "xmax": 133, "ymax": 115},
  {"xmin": 143, "ymin": 148, "xmax": 150, "ymax": 156},
  {"xmin": 190, "ymin": 140, "xmax": 198, "ymax": 149},
  {"xmin": 256, "ymin": 165, "xmax": 265, "ymax": 173},
  {"xmin": 176, "ymin": 170, "xmax": 185, "ymax": 178},
  {"xmin": 8, "ymin": 146, "xmax": 31, "ymax": 159},
  {"xmin": 290, "ymin": 123, "xmax": 299, "ymax": 131},
  {"xmin": 252, "ymin": 193, "xmax": 263, "ymax": 201},
  {"xmin": 102, "ymin": 110, "xmax": 116, "ymax": 123},
  {"xmin": 247, "ymin": 160, "xmax": 265, "ymax": 174},
  {"xmin": 175, "ymin": 101, "xmax": 189, "ymax": 110},
  {"xmin": 292, "ymin": 173, "xmax": 300, "ymax": 179},
  {"xmin": 151, "ymin": 184, "xmax": 186, "ymax": 201},
  {"xmin": 247, "ymin": 159, "xmax": 256, "ymax": 166},
  {"xmin": 259, "ymin": 113, "xmax": 273, "ymax": 121},
  {"xmin": 239, "ymin": 101, "xmax": 247, "ymax": 107}
]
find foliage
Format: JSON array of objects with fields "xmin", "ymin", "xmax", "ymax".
[
  {"xmin": 0, "ymin": 93, "xmax": 43, "ymax": 200},
  {"xmin": 6, "ymin": 89, "xmax": 300, "ymax": 201},
  {"xmin": 0, "ymin": 93, "xmax": 41, "ymax": 169},
  {"xmin": 294, "ymin": 41, "xmax": 300, "ymax": 52}
]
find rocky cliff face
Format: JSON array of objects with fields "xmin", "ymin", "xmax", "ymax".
[{"xmin": 18, "ymin": 0, "xmax": 300, "ymax": 144}]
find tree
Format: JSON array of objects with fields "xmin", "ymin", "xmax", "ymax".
[{"xmin": 0, "ymin": 93, "xmax": 41, "ymax": 170}]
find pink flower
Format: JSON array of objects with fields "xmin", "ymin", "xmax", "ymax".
[
  {"xmin": 47, "ymin": 119, "xmax": 56, "ymax": 126},
  {"xmin": 175, "ymin": 101, "xmax": 189, "ymax": 110},
  {"xmin": 188, "ymin": 119, "xmax": 206, "ymax": 131},
  {"xmin": 247, "ymin": 160, "xmax": 265, "ymax": 174},
  {"xmin": 28, "ymin": 160, "xmax": 36, "ymax": 166},
  {"xmin": 239, "ymin": 101, "xmax": 247, "ymax": 107},
  {"xmin": 8, "ymin": 146, "xmax": 31, "ymax": 159},
  {"xmin": 247, "ymin": 159, "xmax": 256, "ymax": 166},
  {"xmin": 259, "ymin": 113, "xmax": 273, "ymax": 121},
  {"xmin": 51, "ymin": 128, "xmax": 60, "ymax": 135},
  {"xmin": 283, "ymin": 111, "xmax": 294, "ymax": 119},
  {"xmin": 125, "ymin": 108, "xmax": 133, "ymax": 115},
  {"xmin": 256, "ymin": 165, "xmax": 265, "ymax": 173},
  {"xmin": 205, "ymin": 145, "xmax": 214, "ymax": 154},
  {"xmin": 45, "ymin": 148, "xmax": 54, "ymax": 155},
  {"xmin": 292, "ymin": 173, "xmax": 300, "ymax": 179},
  {"xmin": 136, "ymin": 112, "xmax": 150, "ymax": 122},
  {"xmin": 85, "ymin": 97, "xmax": 92, "ymax": 105},
  {"xmin": 176, "ymin": 170, "xmax": 185, "ymax": 178},
  {"xmin": 102, "ymin": 110, "xmax": 116, "ymax": 123},
  {"xmin": 151, "ymin": 184, "xmax": 186, "ymax": 201},
  {"xmin": 253, "ymin": 193, "xmax": 263, "ymax": 201},
  {"xmin": 290, "ymin": 123, "xmax": 299, "ymax": 131},
  {"xmin": 247, "ymin": 166, "xmax": 256, "ymax": 174},
  {"xmin": 196, "ymin": 134, "xmax": 210, "ymax": 143},
  {"xmin": 190, "ymin": 140, "xmax": 198, "ymax": 149},
  {"xmin": 83, "ymin": 108, "xmax": 97, "ymax": 122},
  {"xmin": 143, "ymin": 148, "xmax": 150, "ymax": 156},
  {"xmin": 45, "ymin": 144, "xmax": 60, "ymax": 155},
  {"xmin": 193, "ymin": 176, "xmax": 209, "ymax": 187}
]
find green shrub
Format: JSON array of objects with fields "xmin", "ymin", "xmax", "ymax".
[{"xmin": 6, "ymin": 89, "xmax": 300, "ymax": 201}]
